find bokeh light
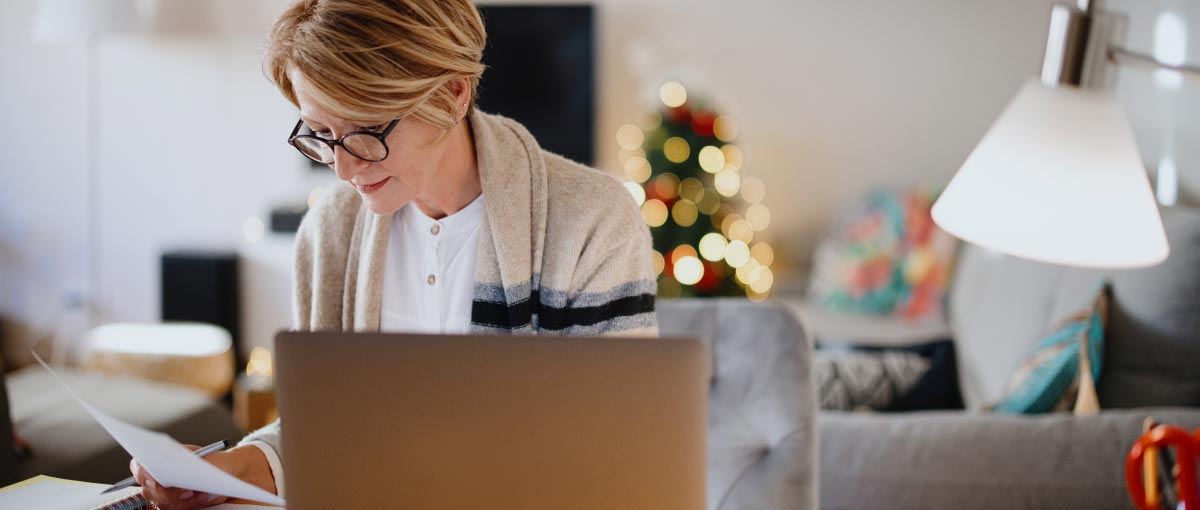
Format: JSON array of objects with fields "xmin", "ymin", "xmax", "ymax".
[
  {"xmin": 679, "ymin": 177, "xmax": 705, "ymax": 202},
  {"xmin": 715, "ymin": 169, "xmax": 741, "ymax": 197},
  {"xmin": 735, "ymin": 257, "xmax": 763, "ymax": 285},
  {"xmin": 641, "ymin": 199, "xmax": 668, "ymax": 227},
  {"xmin": 660, "ymin": 81, "xmax": 688, "ymax": 108},
  {"xmin": 698, "ymin": 145, "xmax": 726, "ymax": 173},
  {"xmin": 674, "ymin": 256, "xmax": 704, "ymax": 285},
  {"xmin": 745, "ymin": 203, "xmax": 771, "ymax": 231},
  {"xmin": 750, "ymin": 242, "xmax": 775, "ymax": 267},
  {"xmin": 727, "ymin": 218, "xmax": 754, "ymax": 243},
  {"xmin": 616, "ymin": 124, "xmax": 644, "ymax": 150},
  {"xmin": 618, "ymin": 147, "xmax": 645, "ymax": 166},
  {"xmin": 624, "ymin": 156, "xmax": 652, "ymax": 183},
  {"xmin": 670, "ymin": 244, "xmax": 698, "ymax": 264},
  {"xmin": 749, "ymin": 267, "xmax": 774, "ymax": 293},
  {"xmin": 713, "ymin": 116, "xmax": 739, "ymax": 142},
  {"xmin": 653, "ymin": 172, "xmax": 680, "ymax": 200},
  {"xmin": 740, "ymin": 176, "xmax": 766, "ymax": 203},
  {"xmin": 638, "ymin": 108, "xmax": 663, "ymax": 131},
  {"xmin": 664, "ymin": 137, "xmax": 691, "ymax": 163},
  {"xmin": 721, "ymin": 145, "xmax": 744, "ymax": 170},
  {"xmin": 699, "ymin": 233, "xmax": 728, "ymax": 261},
  {"xmin": 697, "ymin": 189, "xmax": 721, "ymax": 215},
  {"xmin": 651, "ymin": 250, "xmax": 665, "ymax": 276},
  {"xmin": 624, "ymin": 181, "xmax": 646, "ymax": 206},
  {"xmin": 724, "ymin": 240, "xmax": 751, "ymax": 268},
  {"xmin": 672, "ymin": 199, "xmax": 698, "ymax": 227}
]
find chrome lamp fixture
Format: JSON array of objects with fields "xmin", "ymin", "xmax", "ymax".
[{"xmin": 931, "ymin": 0, "xmax": 1200, "ymax": 414}]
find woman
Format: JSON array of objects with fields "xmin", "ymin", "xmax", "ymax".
[{"xmin": 130, "ymin": 0, "xmax": 657, "ymax": 507}]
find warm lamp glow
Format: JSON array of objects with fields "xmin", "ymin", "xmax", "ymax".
[{"xmin": 931, "ymin": 79, "xmax": 1168, "ymax": 269}]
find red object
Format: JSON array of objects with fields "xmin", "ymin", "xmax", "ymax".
[
  {"xmin": 1125, "ymin": 424, "xmax": 1200, "ymax": 509},
  {"xmin": 665, "ymin": 105, "xmax": 691, "ymax": 125},
  {"xmin": 693, "ymin": 260, "xmax": 721, "ymax": 293},
  {"xmin": 690, "ymin": 110, "xmax": 716, "ymax": 138}
]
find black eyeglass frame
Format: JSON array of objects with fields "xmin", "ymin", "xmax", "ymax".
[{"xmin": 287, "ymin": 118, "xmax": 401, "ymax": 164}]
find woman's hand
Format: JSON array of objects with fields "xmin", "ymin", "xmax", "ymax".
[{"xmin": 130, "ymin": 444, "xmax": 276, "ymax": 510}]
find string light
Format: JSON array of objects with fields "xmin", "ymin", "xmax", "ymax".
[
  {"xmin": 642, "ymin": 199, "xmax": 668, "ymax": 227},
  {"xmin": 660, "ymin": 81, "xmax": 688, "ymax": 108},
  {"xmin": 616, "ymin": 124, "xmax": 644, "ymax": 150},
  {"xmin": 698, "ymin": 233, "xmax": 728, "ymax": 261},
  {"xmin": 624, "ymin": 181, "xmax": 646, "ymax": 206},
  {"xmin": 698, "ymin": 146, "xmax": 725, "ymax": 173},
  {"xmin": 673, "ymin": 256, "xmax": 705, "ymax": 285},
  {"xmin": 664, "ymin": 137, "xmax": 691, "ymax": 163}
]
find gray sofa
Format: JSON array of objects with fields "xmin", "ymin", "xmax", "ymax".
[
  {"xmin": 806, "ymin": 206, "xmax": 1200, "ymax": 510},
  {"xmin": 658, "ymin": 298, "xmax": 817, "ymax": 510}
]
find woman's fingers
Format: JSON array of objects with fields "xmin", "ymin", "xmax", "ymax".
[{"xmin": 130, "ymin": 458, "xmax": 213, "ymax": 509}]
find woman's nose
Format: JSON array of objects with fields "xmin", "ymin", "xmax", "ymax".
[{"xmin": 331, "ymin": 146, "xmax": 367, "ymax": 181}]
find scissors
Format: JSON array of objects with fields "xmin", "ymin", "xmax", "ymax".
[{"xmin": 1126, "ymin": 424, "xmax": 1199, "ymax": 510}]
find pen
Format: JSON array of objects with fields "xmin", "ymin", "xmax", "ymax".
[{"xmin": 101, "ymin": 439, "xmax": 230, "ymax": 494}]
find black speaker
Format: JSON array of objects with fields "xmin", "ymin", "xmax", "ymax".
[{"xmin": 160, "ymin": 251, "xmax": 243, "ymax": 370}]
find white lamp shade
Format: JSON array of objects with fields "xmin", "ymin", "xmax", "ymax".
[
  {"xmin": 32, "ymin": 0, "xmax": 140, "ymax": 43},
  {"xmin": 931, "ymin": 79, "xmax": 1169, "ymax": 269}
]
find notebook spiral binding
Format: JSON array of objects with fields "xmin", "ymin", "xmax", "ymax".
[{"xmin": 92, "ymin": 492, "xmax": 151, "ymax": 510}]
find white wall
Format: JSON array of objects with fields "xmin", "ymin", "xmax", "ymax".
[{"xmin": 1, "ymin": 0, "xmax": 1196, "ymax": 361}]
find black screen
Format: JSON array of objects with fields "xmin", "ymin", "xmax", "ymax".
[{"xmin": 475, "ymin": 5, "xmax": 595, "ymax": 165}]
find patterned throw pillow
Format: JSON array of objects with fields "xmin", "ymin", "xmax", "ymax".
[
  {"xmin": 808, "ymin": 188, "xmax": 958, "ymax": 322},
  {"xmin": 993, "ymin": 285, "xmax": 1109, "ymax": 414},
  {"xmin": 815, "ymin": 350, "xmax": 930, "ymax": 411}
]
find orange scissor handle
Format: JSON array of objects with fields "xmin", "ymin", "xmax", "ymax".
[{"xmin": 1126, "ymin": 425, "xmax": 1199, "ymax": 510}]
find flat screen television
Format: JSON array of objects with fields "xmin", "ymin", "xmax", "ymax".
[{"xmin": 475, "ymin": 5, "xmax": 596, "ymax": 165}]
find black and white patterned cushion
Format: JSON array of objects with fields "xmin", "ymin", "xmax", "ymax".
[{"xmin": 815, "ymin": 350, "xmax": 930, "ymax": 411}]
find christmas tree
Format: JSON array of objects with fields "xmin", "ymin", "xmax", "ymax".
[{"xmin": 617, "ymin": 81, "xmax": 776, "ymax": 300}]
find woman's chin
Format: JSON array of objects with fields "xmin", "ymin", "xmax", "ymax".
[{"xmin": 361, "ymin": 193, "xmax": 408, "ymax": 216}]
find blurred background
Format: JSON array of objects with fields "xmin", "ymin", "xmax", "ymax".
[{"xmin": 0, "ymin": 0, "xmax": 1196, "ymax": 364}]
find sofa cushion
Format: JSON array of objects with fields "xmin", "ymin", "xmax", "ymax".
[
  {"xmin": 820, "ymin": 408, "xmax": 1200, "ymax": 510},
  {"xmin": 948, "ymin": 244, "xmax": 1069, "ymax": 409},
  {"xmin": 1099, "ymin": 207, "xmax": 1200, "ymax": 407},
  {"xmin": 994, "ymin": 285, "xmax": 1107, "ymax": 414}
]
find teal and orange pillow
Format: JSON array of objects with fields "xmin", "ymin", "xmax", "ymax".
[{"xmin": 994, "ymin": 284, "xmax": 1109, "ymax": 414}]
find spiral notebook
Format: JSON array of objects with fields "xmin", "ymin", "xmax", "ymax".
[{"xmin": 0, "ymin": 475, "xmax": 148, "ymax": 510}]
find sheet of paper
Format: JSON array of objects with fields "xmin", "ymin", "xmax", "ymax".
[
  {"xmin": 211, "ymin": 505, "xmax": 286, "ymax": 510},
  {"xmin": 0, "ymin": 476, "xmax": 141, "ymax": 510},
  {"xmin": 33, "ymin": 354, "xmax": 287, "ymax": 506}
]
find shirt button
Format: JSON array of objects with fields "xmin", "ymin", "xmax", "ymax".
[
  {"xmin": 431, "ymin": 224, "xmax": 441, "ymax": 236},
  {"xmin": 427, "ymin": 274, "xmax": 436, "ymax": 285}
]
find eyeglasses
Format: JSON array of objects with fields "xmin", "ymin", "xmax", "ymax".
[{"xmin": 287, "ymin": 118, "xmax": 401, "ymax": 164}]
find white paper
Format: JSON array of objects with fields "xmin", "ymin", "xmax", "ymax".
[
  {"xmin": 0, "ymin": 477, "xmax": 141, "ymax": 510},
  {"xmin": 33, "ymin": 353, "xmax": 287, "ymax": 506}
]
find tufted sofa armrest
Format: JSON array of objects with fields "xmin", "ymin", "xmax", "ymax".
[{"xmin": 657, "ymin": 299, "xmax": 817, "ymax": 510}]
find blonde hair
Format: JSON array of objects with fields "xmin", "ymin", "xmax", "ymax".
[{"xmin": 265, "ymin": 0, "xmax": 486, "ymax": 129}]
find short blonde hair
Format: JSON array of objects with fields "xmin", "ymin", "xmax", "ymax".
[{"xmin": 265, "ymin": 0, "xmax": 486, "ymax": 128}]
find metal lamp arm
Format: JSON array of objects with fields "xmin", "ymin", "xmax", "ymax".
[{"xmin": 1108, "ymin": 46, "xmax": 1200, "ymax": 80}]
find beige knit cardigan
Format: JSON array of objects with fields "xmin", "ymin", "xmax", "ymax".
[{"xmin": 240, "ymin": 110, "xmax": 659, "ymax": 464}]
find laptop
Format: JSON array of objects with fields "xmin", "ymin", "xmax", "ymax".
[{"xmin": 274, "ymin": 332, "xmax": 708, "ymax": 510}]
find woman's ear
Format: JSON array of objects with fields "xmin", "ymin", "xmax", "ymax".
[{"xmin": 450, "ymin": 76, "xmax": 472, "ymax": 118}]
